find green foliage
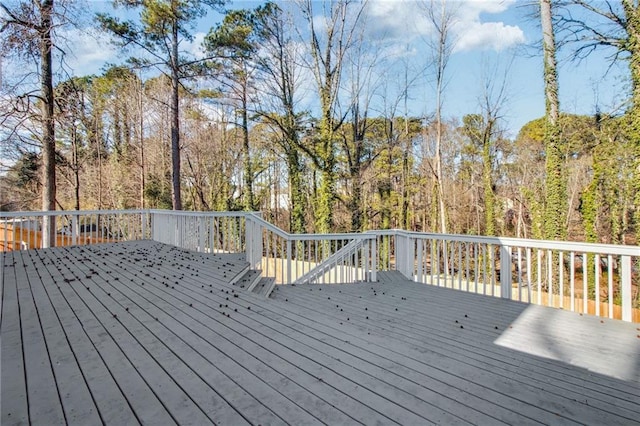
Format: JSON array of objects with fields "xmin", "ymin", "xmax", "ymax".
[
  {"xmin": 144, "ymin": 173, "xmax": 173, "ymax": 209},
  {"xmin": 12, "ymin": 151, "xmax": 40, "ymax": 188}
]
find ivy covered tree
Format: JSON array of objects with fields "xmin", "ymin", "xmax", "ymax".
[
  {"xmin": 554, "ymin": 1, "xmax": 640, "ymax": 243},
  {"xmin": 539, "ymin": 0, "xmax": 567, "ymax": 240},
  {"xmin": 243, "ymin": 3, "xmax": 311, "ymax": 233},
  {"xmin": 298, "ymin": 0, "xmax": 366, "ymax": 233}
]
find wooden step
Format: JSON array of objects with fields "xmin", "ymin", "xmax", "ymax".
[
  {"xmin": 256, "ymin": 277, "xmax": 276, "ymax": 298},
  {"xmin": 236, "ymin": 269, "xmax": 262, "ymax": 291}
]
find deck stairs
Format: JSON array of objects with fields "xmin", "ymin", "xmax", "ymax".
[{"xmin": 236, "ymin": 268, "xmax": 277, "ymax": 298}]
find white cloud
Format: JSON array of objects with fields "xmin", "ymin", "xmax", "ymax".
[
  {"xmin": 182, "ymin": 32, "xmax": 207, "ymax": 60},
  {"xmin": 454, "ymin": 21, "xmax": 525, "ymax": 51},
  {"xmin": 365, "ymin": 0, "xmax": 525, "ymax": 52},
  {"xmin": 59, "ymin": 28, "xmax": 120, "ymax": 75},
  {"xmin": 453, "ymin": 1, "xmax": 525, "ymax": 52},
  {"xmin": 365, "ymin": 0, "xmax": 428, "ymax": 41}
]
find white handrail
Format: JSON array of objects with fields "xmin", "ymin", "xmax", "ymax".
[{"xmin": 294, "ymin": 238, "xmax": 371, "ymax": 284}]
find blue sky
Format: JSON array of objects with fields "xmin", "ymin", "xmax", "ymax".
[{"xmin": 10, "ymin": 0, "xmax": 632, "ymax": 137}]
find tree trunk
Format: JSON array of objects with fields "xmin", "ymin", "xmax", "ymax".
[
  {"xmin": 241, "ymin": 83, "xmax": 255, "ymax": 211},
  {"xmin": 73, "ymin": 126, "xmax": 80, "ymax": 211},
  {"xmin": 623, "ymin": 2, "xmax": 640, "ymax": 244},
  {"xmin": 170, "ymin": 17, "xmax": 182, "ymax": 210},
  {"xmin": 287, "ymin": 150, "xmax": 305, "ymax": 233},
  {"xmin": 482, "ymin": 123, "xmax": 495, "ymax": 236},
  {"xmin": 40, "ymin": 0, "xmax": 56, "ymax": 247},
  {"xmin": 349, "ymin": 163, "xmax": 363, "ymax": 232},
  {"xmin": 139, "ymin": 75, "xmax": 145, "ymax": 209},
  {"xmin": 540, "ymin": 0, "xmax": 566, "ymax": 240},
  {"xmin": 315, "ymin": 97, "xmax": 336, "ymax": 233}
]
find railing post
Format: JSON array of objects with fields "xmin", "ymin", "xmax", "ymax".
[
  {"xmin": 198, "ymin": 217, "xmax": 205, "ymax": 253},
  {"xmin": 407, "ymin": 237, "xmax": 415, "ymax": 281},
  {"xmin": 72, "ymin": 214, "xmax": 78, "ymax": 246},
  {"xmin": 371, "ymin": 237, "xmax": 377, "ymax": 282},
  {"xmin": 141, "ymin": 211, "xmax": 147, "ymax": 239},
  {"xmin": 621, "ymin": 255, "xmax": 632, "ymax": 322},
  {"xmin": 245, "ymin": 216, "xmax": 253, "ymax": 266},
  {"xmin": 396, "ymin": 234, "xmax": 404, "ymax": 276},
  {"xmin": 416, "ymin": 238, "xmax": 423, "ymax": 283},
  {"xmin": 500, "ymin": 245, "xmax": 512, "ymax": 299},
  {"xmin": 286, "ymin": 239, "xmax": 292, "ymax": 284}
]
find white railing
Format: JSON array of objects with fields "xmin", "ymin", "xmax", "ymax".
[
  {"xmin": 1, "ymin": 209, "xmax": 638, "ymax": 321},
  {"xmin": 0, "ymin": 209, "xmax": 150, "ymax": 250},
  {"xmin": 151, "ymin": 210, "xmax": 246, "ymax": 254},
  {"xmin": 372, "ymin": 230, "xmax": 639, "ymax": 323},
  {"xmin": 294, "ymin": 238, "xmax": 371, "ymax": 284},
  {"xmin": 245, "ymin": 214, "xmax": 377, "ymax": 284}
]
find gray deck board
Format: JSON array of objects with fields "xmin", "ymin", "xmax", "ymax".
[
  {"xmin": 1, "ymin": 252, "xmax": 30, "ymax": 425},
  {"xmin": 64, "ymin": 245, "xmax": 315, "ymax": 426},
  {"xmin": 2, "ymin": 241, "xmax": 640, "ymax": 426},
  {"xmin": 33, "ymin": 248, "xmax": 177, "ymax": 425},
  {"xmin": 271, "ymin": 291, "xmax": 631, "ymax": 425},
  {"xmin": 17, "ymin": 249, "xmax": 102, "ymax": 425},
  {"xmin": 37, "ymin": 248, "xmax": 213, "ymax": 426}
]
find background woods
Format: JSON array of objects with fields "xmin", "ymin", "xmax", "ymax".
[{"xmin": 1, "ymin": 0, "xmax": 639, "ymax": 247}]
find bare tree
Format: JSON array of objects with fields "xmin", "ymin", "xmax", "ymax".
[
  {"xmin": 97, "ymin": 0, "xmax": 225, "ymax": 210},
  {"xmin": 0, "ymin": 0, "xmax": 69, "ymax": 245},
  {"xmin": 423, "ymin": 0, "xmax": 458, "ymax": 234}
]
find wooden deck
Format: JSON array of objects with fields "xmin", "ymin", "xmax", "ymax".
[{"xmin": 2, "ymin": 241, "xmax": 639, "ymax": 425}]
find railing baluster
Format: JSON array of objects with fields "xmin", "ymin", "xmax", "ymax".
[
  {"xmin": 583, "ymin": 253, "xmax": 588, "ymax": 314},
  {"xmin": 537, "ymin": 250, "xmax": 542, "ymax": 305},
  {"xmin": 621, "ymin": 255, "xmax": 632, "ymax": 322},
  {"xmin": 526, "ymin": 248, "xmax": 532, "ymax": 303},
  {"xmin": 559, "ymin": 251, "xmax": 564, "ymax": 309},
  {"xmin": 608, "ymin": 254, "xmax": 614, "ymax": 319},
  {"xmin": 547, "ymin": 249, "xmax": 553, "ymax": 307},
  {"xmin": 595, "ymin": 254, "xmax": 601, "ymax": 317},
  {"xmin": 570, "ymin": 252, "xmax": 575, "ymax": 313}
]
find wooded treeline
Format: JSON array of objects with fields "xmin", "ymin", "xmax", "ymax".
[{"xmin": 1, "ymin": 0, "xmax": 639, "ymax": 245}]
